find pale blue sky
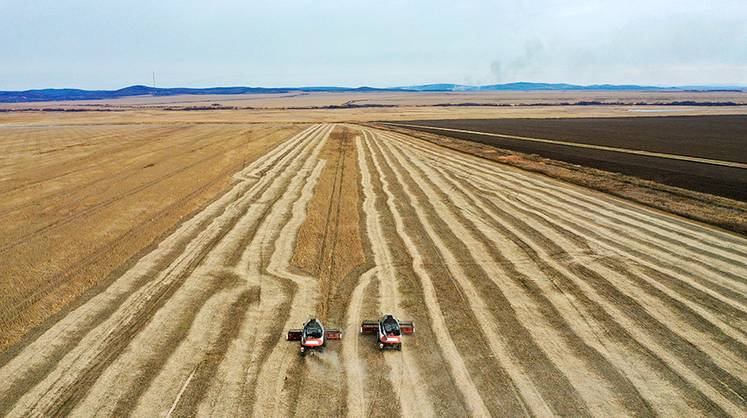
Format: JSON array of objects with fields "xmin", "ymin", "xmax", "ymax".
[{"xmin": 1, "ymin": 0, "xmax": 746, "ymax": 89}]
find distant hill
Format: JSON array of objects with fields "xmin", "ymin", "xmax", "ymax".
[
  {"xmin": 399, "ymin": 82, "xmax": 745, "ymax": 92},
  {"xmin": 0, "ymin": 82, "xmax": 743, "ymax": 103},
  {"xmin": 0, "ymin": 85, "xmax": 399, "ymax": 103},
  {"xmin": 0, "ymin": 85, "xmax": 285, "ymax": 103}
]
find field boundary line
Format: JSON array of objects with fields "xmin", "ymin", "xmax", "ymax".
[{"xmin": 386, "ymin": 123, "xmax": 747, "ymax": 169}]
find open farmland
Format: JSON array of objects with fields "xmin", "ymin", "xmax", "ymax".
[
  {"xmin": 2, "ymin": 90, "xmax": 746, "ymax": 110},
  {"xmin": 0, "ymin": 122, "xmax": 305, "ymax": 351},
  {"xmin": 394, "ymin": 115, "xmax": 747, "ymax": 201},
  {"xmin": 1, "ymin": 120, "xmax": 745, "ymax": 417}
]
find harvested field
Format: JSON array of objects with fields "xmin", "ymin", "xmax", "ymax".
[
  {"xmin": 0, "ymin": 122, "xmax": 303, "ymax": 352},
  {"xmin": 396, "ymin": 116, "xmax": 747, "ymax": 201},
  {"xmin": 1, "ymin": 122, "xmax": 746, "ymax": 417}
]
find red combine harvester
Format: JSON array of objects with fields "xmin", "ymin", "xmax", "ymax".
[
  {"xmin": 287, "ymin": 318, "xmax": 342, "ymax": 356},
  {"xmin": 360, "ymin": 314, "xmax": 414, "ymax": 350}
]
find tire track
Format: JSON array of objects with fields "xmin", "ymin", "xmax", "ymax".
[
  {"xmin": 83, "ymin": 124, "xmax": 329, "ymax": 417},
  {"xmin": 0, "ymin": 124, "xmax": 176, "ymax": 191},
  {"xmin": 0, "ymin": 126, "xmax": 294, "ymax": 332},
  {"xmin": 380, "ymin": 129, "xmax": 747, "ymax": 416},
  {"xmin": 251, "ymin": 125, "xmax": 331, "ymax": 417},
  {"xmin": 315, "ymin": 129, "xmax": 348, "ymax": 319},
  {"xmin": 393, "ymin": 131, "xmax": 747, "ymax": 316},
  {"xmin": 365, "ymin": 131, "xmax": 495, "ymax": 416},
  {"xmin": 3, "ymin": 123, "xmax": 324, "ymax": 414},
  {"xmin": 0, "ymin": 125, "xmax": 281, "ymax": 220},
  {"xmin": 356, "ymin": 134, "xmax": 437, "ymax": 417},
  {"xmin": 0, "ymin": 124, "xmax": 192, "ymax": 193},
  {"xmin": 342, "ymin": 267, "xmax": 376, "ymax": 418},
  {"xmin": 377, "ymin": 129, "xmax": 650, "ymax": 416},
  {"xmin": 0, "ymin": 127, "xmax": 259, "ymax": 257}
]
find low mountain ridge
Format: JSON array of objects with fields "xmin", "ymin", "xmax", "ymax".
[{"xmin": 0, "ymin": 82, "xmax": 743, "ymax": 103}]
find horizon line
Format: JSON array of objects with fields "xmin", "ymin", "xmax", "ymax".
[{"xmin": 3, "ymin": 81, "xmax": 747, "ymax": 93}]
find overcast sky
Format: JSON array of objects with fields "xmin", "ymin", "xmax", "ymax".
[{"xmin": 1, "ymin": 0, "xmax": 746, "ymax": 90}]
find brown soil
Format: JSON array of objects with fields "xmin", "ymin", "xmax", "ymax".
[
  {"xmin": 394, "ymin": 116, "xmax": 747, "ymax": 201},
  {"xmin": 375, "ymin": 123, "xmax": 747, "ymax": 235},
  {"xmin": 398, "ymin": 116, "xmax": 747, "ymax": 162}
]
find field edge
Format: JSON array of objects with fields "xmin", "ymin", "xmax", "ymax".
[{"xmin": 371, "ymin": 123, "xmax": 747, "ymax": 236}]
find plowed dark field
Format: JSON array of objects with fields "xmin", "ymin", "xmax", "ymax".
[{"xmin": 396, "ymin": 115, "xmax": 747, "ymax": 201}]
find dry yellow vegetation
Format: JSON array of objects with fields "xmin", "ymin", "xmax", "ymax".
[
  {"xmin": 0, "ymin": 122, "xmax": 303, "ymax": 351},
  {"xmin": 2, "ymin": 90, "xmax": 746, "ymax": 110},
  {"xmin": 291, "ymin": 126, "xmax": 367, "ymax": 320},
  {"xmin": 0, "ymin": 112, "xmax": 745, "ymax": 417}
]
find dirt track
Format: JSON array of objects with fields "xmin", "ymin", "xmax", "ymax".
[{"xmin": 1, "ymin": 123, "xmax": 746, "ymax": 417}]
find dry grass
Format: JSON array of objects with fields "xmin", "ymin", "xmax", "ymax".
[
  {"xmin": 2, "ymin": 90, "xmax": 746, "ymax": 109},
  {"xmin": 0, "ymin": 122, "xmax": 745, "ymax": 417},
  {"xmin": 291, "ymin": 125, "xmax": 366, "ymax": 320},
  {"xmin": 375, "ymin": 123, "xmax": 747, "ymax": 235},
  {"xmin": 0, "ymin": 121, "xmax": 303, "ymax": 351},
  {"xmin": 1, "ymin": 99, "xmax": 746, "ymax": 128}
]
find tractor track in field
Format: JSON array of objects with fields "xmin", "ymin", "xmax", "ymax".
[
  {"xmin": 287, "ymin": 126, "xmax": 367, "ymax": 417},
  {"xmin": 125, "ymin": 124, "xmax": 330, "ymax": 417},
  {"xmin": 315, "ymin": 129, "xmax": 347, "ymax": 319},
  {"xmin": 0, "ymin": 127, "xmax": 289, "ymax": 329},
  {"xmin": 365, "ymin": 128, "xmax": 746, "ymax": 416},
  {"xmin": 0, "ymin": 127, "xmax": 275, "ymax": 256},
  {"xmin": 0, "ymin": 122, "xmax": 745, "ymax": 417},
  {"xmin": 0, "ymin": 125, "xmax": 192, "ymax": 198},
  {"xmin": 0, "ymin": 125, "xmax": 280, "ymax": 220},
  {"xmin": 0, "ymin": 122, "xmax": 332, "ymax": 416},
  {"xmin": 0, "ymin": 124, "xmax": 171, "ymax": 177}
]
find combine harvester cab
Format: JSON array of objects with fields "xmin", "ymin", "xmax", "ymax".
[
  {"xmin": 360, "ymin": 314, "xmax": 414, "ymax": 350},
  {"xmin": 287, "ymin": 318, "xmax": 342, "ymax": 356}
]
